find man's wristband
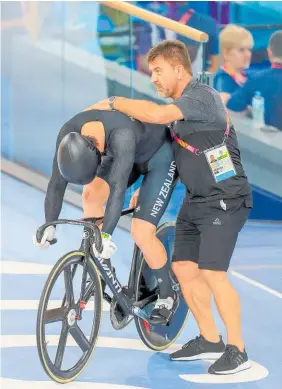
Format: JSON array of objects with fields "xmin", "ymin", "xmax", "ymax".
[{"xmin": 108, "ymin": 96, "xmax": 117, "ymax": 111}]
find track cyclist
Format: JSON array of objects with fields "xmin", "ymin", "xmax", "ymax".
[{"xmin": 33, "ymin": 106, "xmax": 178, "ymax": 324}]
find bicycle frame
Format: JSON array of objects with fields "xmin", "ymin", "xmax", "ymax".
[{"xmin": 36, "ymin": 209, "xmax": 154, "ymax": 323}]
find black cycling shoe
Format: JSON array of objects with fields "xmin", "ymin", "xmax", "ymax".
[{"xmin": 150, "ymin": 293, "xmax": 178, "ymax": 325}]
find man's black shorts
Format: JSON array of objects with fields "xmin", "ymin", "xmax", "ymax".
[{"xmin": 172, "ymin": 196, "xmax": 252, "ymax": 271}]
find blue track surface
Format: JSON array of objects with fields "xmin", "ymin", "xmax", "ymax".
[{"xmin": 1, "ymin": 172, "xmax": 282, "ymax": 388}]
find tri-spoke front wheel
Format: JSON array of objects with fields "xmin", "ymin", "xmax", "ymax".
[{"xmin": 36, "ymin": 251, "xmax": 102, "ymax": 383}]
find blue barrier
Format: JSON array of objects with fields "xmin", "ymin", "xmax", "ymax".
[{"xmin": 250, "ymin": 185, "xmax": 282, "ymax": 221}]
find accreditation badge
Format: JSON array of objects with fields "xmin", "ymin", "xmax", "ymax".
[{"xmin": 205, "ymin": 144, "xmax": 236, "ymax": 183}]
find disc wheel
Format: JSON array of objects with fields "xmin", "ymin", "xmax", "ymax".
[{"xmin": 134, "ymin": 223, "xmax": 189, "ymax": 351}]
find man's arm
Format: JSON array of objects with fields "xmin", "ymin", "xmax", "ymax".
[
  {"xmin": 226, "ymin": 80, "xmax": 254, "ymax": 112},
  {"xmin": 113, "ymin": 97, "xmax": 184, "ymax": 124}
]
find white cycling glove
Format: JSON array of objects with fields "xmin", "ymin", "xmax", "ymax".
[
  {"xmin": 93, "ymin": 232, "xmax": 117, "ymax": 259},
  {"xmin": 33, "ymin": 225, "xmax": 56, "ymax": 249}
]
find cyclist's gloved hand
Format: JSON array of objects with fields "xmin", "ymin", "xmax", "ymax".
[
  {"xmin": 93, "ymin": 232, "xmax": 117, "ymax": 259},
  {"xmin": 33, "ymin": 225, "xmax": 56, "ymax": 249}
]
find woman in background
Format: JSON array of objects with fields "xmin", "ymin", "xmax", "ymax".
[{"xmin": 214, "ymin": 25, "xmax": 254, "ymax": 103}]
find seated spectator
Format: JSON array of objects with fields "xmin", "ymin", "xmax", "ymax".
[
  {"xmin": 134, "ymin": 1, "xmax": 219, "ymax": 75},
  {"xmin": 226, "ymin": 30, "xmax": 282, "ymax": 131},
  {"xmin": 214, "ymin": 25, "xmax": 253, "ymax": 102},
  {"xmin": 177, "ymin": 6, "xmax": 219, "ymax": 74}
]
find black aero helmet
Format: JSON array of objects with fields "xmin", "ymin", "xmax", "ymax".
[{"xmin": 57, "ymin": 132, "xmax": 101, "ymax": 185}]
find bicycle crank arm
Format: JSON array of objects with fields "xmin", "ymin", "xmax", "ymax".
[
  {"xmin": 132, "ymin": 306, "xmax": 150, "ymax": 322},
  {"xmin": 133, "ymin": 294, "xmax": 157, "ymax": 309},
  {"xmin": 103, "ymin": 292, "xmax": 112, "ymax": 305}
]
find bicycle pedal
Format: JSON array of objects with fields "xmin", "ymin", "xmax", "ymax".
[
  {"xmin": 150, "ymin": 294, "xmax": 179, "ymax": 326},
  {"xmin": 149, "ymin": 310, "xmax": 172, "ymax": 326}
]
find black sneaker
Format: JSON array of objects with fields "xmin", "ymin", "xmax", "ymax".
[
  {"xmin": 170, "ymin": 335, "xmax": 225, "ymax": 361},
  {"xmin": 208, "ymin": 344, "xmax": 251, "ymax": 375}
]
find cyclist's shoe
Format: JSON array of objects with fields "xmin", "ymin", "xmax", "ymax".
[
  {"xmin": 150, "ymin": 293, "xmax": 177, "ymax": 325},
  {"xmin": 170, "ymin": 335, "xmax": 225, "ymax": 361}
]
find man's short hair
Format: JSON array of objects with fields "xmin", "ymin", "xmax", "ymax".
[
  {"xmin": 269, "ymin": 30, "xmax": 282, "ymax": 59},
  {"xmin": 147, "ymin": 40, "xmax": 193, "ymax": 76}
]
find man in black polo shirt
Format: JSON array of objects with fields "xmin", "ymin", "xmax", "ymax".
[{"xmin": 94, "ymin": 40, "xmax": 252, "ymax": 375}]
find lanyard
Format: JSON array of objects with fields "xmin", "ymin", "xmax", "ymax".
[
  {"xmin": 179, "ymin": 9, "xmax": 194, "ymax": 24},
  {"xmin": 171, "ymin": 112, "xmax": 232, "ymax": 156},
  {"xmin": 272, "ymin": 63, "xmax": 282, "ymax": 69},
  {"xmin": 221, "ymin": 65, "xmax": 247, "ymax": 86},
  {"xmin": 165, "ymin": 9, "xmax": 194, "ymax": 40}
]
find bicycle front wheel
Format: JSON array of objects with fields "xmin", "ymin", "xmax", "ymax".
[
  {"xmin": 134, "ymin": 222, "xmax": 189, "ymax": 351},
  {"xmin": 36, "ymin": 251, "xmax": 103, "ymax": 383}
]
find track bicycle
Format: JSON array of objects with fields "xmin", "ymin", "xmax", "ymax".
[{"xmin": 36, "ymin": 208, "xmax": 189, "ymax": 383}]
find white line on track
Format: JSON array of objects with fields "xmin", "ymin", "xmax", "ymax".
[
  {"xmin": 231, "ymin": 264, "xmax": 282, "ymax": 270},
  {"xmin": 0, "ymin": 334, "xmax": 181, "ymax": 353},
  {"xmin": 230, "ymin": 270, "xmax": 282, "ymax": 299},
  {"xmin": 1, "ymin": 261, "xmax": 54, "ymax": 274},
  {"xmin": 0, "ymin": 300, "xmax": 110, "ymax": 311},
  {"xmin": 0, "ymin": 378, "xmax": 148, "ymax": 389},
  {"xmin": 2, "ymin": 261, "xmax": 282, "ymax": 300}
]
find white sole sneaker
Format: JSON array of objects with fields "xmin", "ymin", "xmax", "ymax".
[
  {"xmin": 170, "ymin": 352, "xmax": 224, "ymax": 361},
  {"xmin": 211, "ymin": 360, "xmax": 252, "ymax": 375}
]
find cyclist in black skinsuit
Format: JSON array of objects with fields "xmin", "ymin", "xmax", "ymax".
[{"xmin": 33, "ymin": 109, "xmax": 178, "ymax": 324}]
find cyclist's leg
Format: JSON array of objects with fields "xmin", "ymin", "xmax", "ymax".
[
  {"xmin": 82, "ymin": 177, "xmax": 109, "ymax": 218},
  {"xmin": 131, "ymin": 142, "xmax": 178, "ymax": 319},
  {"xmin": 83, "ymin": 164, "xmax": 140, "ymax": 219},
  {"xmin": 82, "ymin": 167, "xmax": 140, "ymax": 293}
]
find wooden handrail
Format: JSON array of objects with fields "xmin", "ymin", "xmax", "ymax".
[{"xmin": 101, "ymin": 1, "xmax": 209, "ymax": 43}]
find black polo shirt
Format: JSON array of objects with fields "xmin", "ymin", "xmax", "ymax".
[{"xmin": 172, "ymin": 79, "xmax": 252, "ymax": 203}]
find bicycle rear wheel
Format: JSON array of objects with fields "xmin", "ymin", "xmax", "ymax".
[
  {"xmin": 36, "ymin": 251, "xmax": 102, "ymax": 383},
  {"xmin": 134, "ymin": 222, "xmax": 189, "ymax": 351}
]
